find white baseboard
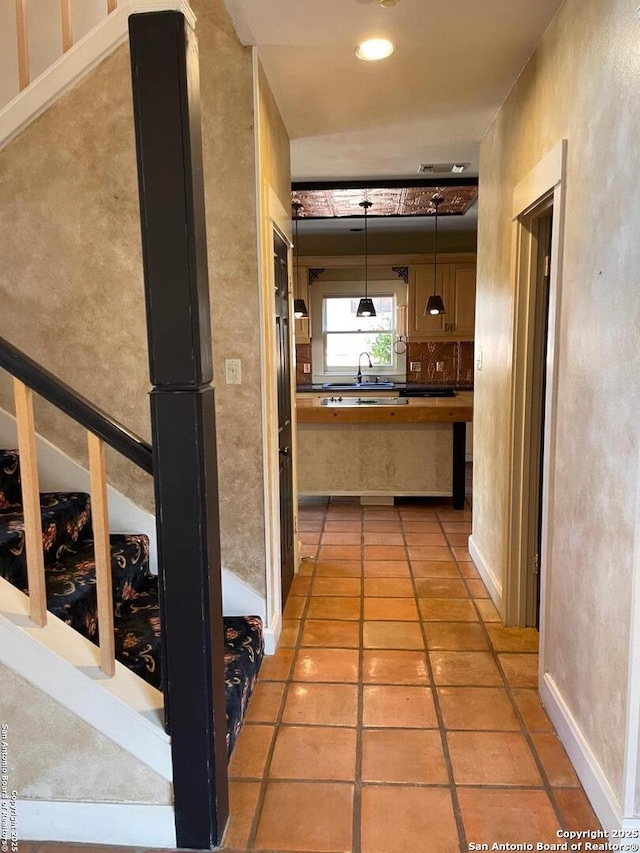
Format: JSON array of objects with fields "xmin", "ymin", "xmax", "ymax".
[
  {"xmin": 222, "ymin": 570, "xmax": 266, "ymax": 621},
  {"xmin": 18, "ymin": 799, "xmax": 176, "ymax": 848},
  {"xmin": 263, "ymin": 611, "xmax": 281, "ymax": 656},
  {"xmin": 468, "ymin": 534, "xmax": 503, "ymax": 610},
  {"xmin": 540, "ymin": 672, "xmax": 640, "ymax": 832},
  {"xmin": 0, "ymin": 0, "xmax": 196, "ymax": 152}
]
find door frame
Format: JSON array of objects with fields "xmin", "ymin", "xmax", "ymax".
[
  {"xmin": 505, "ymin": 140, "xmax": 567, "ymax": 649},
  {"xmin": 257, "ymin": 176, "xmax": 297, "ymax": 650}
]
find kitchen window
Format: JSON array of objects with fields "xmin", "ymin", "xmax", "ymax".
[{"xmin": 311, "ymin": 279, "xmax": 407, "ymax": 383}]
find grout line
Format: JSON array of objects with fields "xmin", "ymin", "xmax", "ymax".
[
  {"xmin": 245, "ymin": 498, "xmax": 329, "ymax": 849},
  {"xmin": 351, "ymin": 500, "xmax": 365, "ymax": 853},
  {"xmin": 401, "ymin": 506, "xmax": 469, "ymax": 853},
  {"xmin": 453, "ymin": 532, "xmax": 569, "ymax": 830}
]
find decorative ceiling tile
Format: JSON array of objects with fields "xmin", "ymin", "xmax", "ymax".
[{"xmin": 291, "ymin": 186, "xmax": 477, "ymax": 218}]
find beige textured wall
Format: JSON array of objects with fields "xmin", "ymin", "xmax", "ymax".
[
  {"xmin": 0, "ymin": 45, "xmax": 153, "ymax": 512},
  {"xmin": 0, "ymin": 4, "xmax": 273, "ymax": 594},
  {"xmin": 298, "ymin": 423, "xmax": 452, "ymax": 496},
  {"xmin": 0, "ymin": 663, "xmax": 171, "ymax": 803},
  {"xmin": 257, "ymin": 60, "xmax": 291, "ymax": 214},
  {"xmin": 193, "ymin": 0, "xmax": 267, "ymax": 594},
  {"xmin": 474, "ymin": 0, "xmax": 640, "ymax": 803}
]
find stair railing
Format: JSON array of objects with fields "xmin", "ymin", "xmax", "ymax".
[
  {"xmin": 0, "ymin": 334, "xmax": 153, "ymax": 676},
  {"xmin": 12, "ymin": 0, "xmax": 118, "ymax": 96}
]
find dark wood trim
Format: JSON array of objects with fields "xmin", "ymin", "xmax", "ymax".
[
  {"xmin": 128, "ymin": 12, "xmax": 228, "ymax": 849},
  {"xmin": 0, "ymin": 335, "xmax": 152, "ymax": 474},
  {"xmin": 292, "ymin": 177, "xmax": 478, "ymax": 191}
]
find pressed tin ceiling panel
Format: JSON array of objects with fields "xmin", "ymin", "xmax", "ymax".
[{"xmin": 291, "ymin": 186, "xmax": 477, "ymax": 218}]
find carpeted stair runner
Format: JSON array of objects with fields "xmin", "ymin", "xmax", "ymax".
[{"xmin": 0, "ymin": 449, "xmax": 262, "ymax": 755}]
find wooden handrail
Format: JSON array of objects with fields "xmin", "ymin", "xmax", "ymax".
[{"xmin": 0, "ymin": 336, "xmax": 153, "ymax": 475}]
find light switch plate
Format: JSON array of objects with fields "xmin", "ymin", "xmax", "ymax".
[
  {"xmin": 303, "ymin": 363, "xmax": 311, "ymax": 374},
  {"xmin": 225, "ymin": 358, "xmax": 242, "ymax": 384},
  {"xmin": 410, "ymin": 362, "xmax": 421, "ymax": 372},
  {"xmin": 476, "ymin": 350, "xmax": 483, "ymax": 371}
]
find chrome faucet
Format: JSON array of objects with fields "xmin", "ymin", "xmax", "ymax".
[{"xmin": 356, "ymin": 351, "xmax": 373, "ymax": 384}]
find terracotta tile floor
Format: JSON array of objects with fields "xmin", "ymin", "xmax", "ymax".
[
  {"xmin": 27, "ymin": 488, "xmax": 602, "ymax": 853},
  {"xmin": 219, "ymin": 494, "xmax": 602, "ymax": 852}
]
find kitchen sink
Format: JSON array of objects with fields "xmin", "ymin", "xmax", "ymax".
[
  {"xmin": 320, "ymin": 396, "xmax": 409, "ymax": 407},
  {"xmin": 321, "ymin": 382, "xmax": 396, "ymax": 390}
]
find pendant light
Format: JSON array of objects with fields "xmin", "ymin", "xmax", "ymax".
[
  {"xmin": 424, "ymin": 195, "xmax": 446, "ymax": 316},
  {"xmin": 292, "ymin": 201, "xmax": 308, "ymax": 319},
  {"xmin": 356, "ymin": 199, "xmax": 376, "ymax": 318}
]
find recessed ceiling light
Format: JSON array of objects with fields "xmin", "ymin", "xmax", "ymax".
[{"xmin": 356, "ymin": 38, "xmax": 395, "ymax": 61}]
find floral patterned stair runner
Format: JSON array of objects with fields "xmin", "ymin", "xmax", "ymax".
[{"xmin": 0, "ymin": 449, "xmax": 263, "ymax": 755}]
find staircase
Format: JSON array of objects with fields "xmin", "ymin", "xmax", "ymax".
[
  {"xmin": 0, "ymin": 447, "xmax": 263, "ymax": 755},
  {"xmin": 0, "ymin": 4, "xmax": 257, "ymax": 844}
]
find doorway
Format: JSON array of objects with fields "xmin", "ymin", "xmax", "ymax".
[
  {"xmin": 524, "ymin": 203, "xmax": 553, "ymax": 627},
  {"xmin": 274, "ymin": 229, "xmax": 295, "ymax": 606},
  {"xmin": 505, "ymin": 139, "xmax": 566, "ymax": 633}
]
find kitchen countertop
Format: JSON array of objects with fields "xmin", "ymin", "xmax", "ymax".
[
  {"xmin": 297, "ymin": 383, "xmax": 474, "ymax": 393},
  {"xmin": 296, "ymin": 391, "xmax": 473, "ymax": 424}
]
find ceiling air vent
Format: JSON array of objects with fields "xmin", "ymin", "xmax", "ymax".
[{"xmin": 418, "ymin": 163, "xmax": 469, "ymax": 175}]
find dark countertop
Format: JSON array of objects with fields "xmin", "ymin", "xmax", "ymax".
[{"xmin": 296, "ymin": 382, "xmax": 474, "ymax": 393}]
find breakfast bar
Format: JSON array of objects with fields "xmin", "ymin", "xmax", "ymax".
[{"xmin": 296, "ymin": 391, "xmax": 473, "ymax": 509}]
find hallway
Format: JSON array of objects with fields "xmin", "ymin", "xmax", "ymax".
[
  {"xmin": 220, "ymin": 490, "xmax": 601, "ymax": 851},
  {"xmin": 23, "ymin": 489, "xmax": 602, "ymax": 853}
]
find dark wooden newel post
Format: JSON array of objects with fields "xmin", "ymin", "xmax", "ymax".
[{"xmin": 128, "ymin": 12, "xmax": 229, "ymax": 850}]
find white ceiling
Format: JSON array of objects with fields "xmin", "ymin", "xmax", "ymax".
[{"xmin": 223, "ymin": 0, "xmax": 564, "ymax": 182}]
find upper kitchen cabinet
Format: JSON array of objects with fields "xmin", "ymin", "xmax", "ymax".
[
  {"xmin": 408, "ymin": 256, "xmax": 476, "ymax": 339},
  {"xmin": 449, "ymin": 262, "xmax": 476, "ymax": 337},
  {"xmin": 294, "ymin": 264, "xmax": 310, "ymax": 343}
]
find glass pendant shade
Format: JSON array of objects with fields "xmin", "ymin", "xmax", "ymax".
[
  {"xmin": 293, "ymin": 298, "xmax": 308, "ymax": 319},
  {"xmin": 425, "ymin": 294, "xmax": 446, "ymax": 316},
  {"xmin": 356, "ymin": 297, "xmax": 376, "ymax": 318}
]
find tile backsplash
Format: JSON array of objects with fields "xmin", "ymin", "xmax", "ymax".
[
  {"xmin": 406, "ymin": 341, "xmax": 474, "ymax": 387},
  {"xmin": 296, "ymin": 341, "xmax": 474, "ymax": 387},
  {"xmin": 295, "ymin": 343, "xmax": 313, "ymax": 385}
]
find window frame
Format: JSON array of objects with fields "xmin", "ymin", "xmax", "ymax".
[{"xmin": 310, "ymin": 279, "xmax": 408, "ymax": 384}]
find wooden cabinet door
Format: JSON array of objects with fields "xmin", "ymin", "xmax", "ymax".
[
  {"xmin": 450, "ymin": 262, "xmax": 476, "ymax": 337},
  {"xmin": 409, "ymin": 264, "xmax": 449, "ymax": 337}
]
